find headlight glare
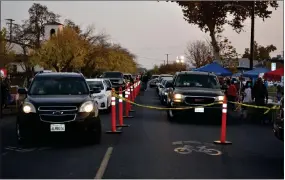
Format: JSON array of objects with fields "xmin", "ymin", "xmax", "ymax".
[
  {"xmin": 79, "ymin": 101, "xmax": 94, "ymax": 112},
  {"xmin": 216, "ymin": 96, "xmax": 224, "ymax": 101},
  {"xmin": 22, "ymin": 102, "xmax": 36, "ymax": 113},
  {"xmin": 174, "ymin": 94, "xmax": 183, "ymax": 99}
]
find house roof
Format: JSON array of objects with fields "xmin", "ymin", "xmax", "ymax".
[{"xmin": 44, "ymin": 22, "xmax": 63, "ymax": 26}]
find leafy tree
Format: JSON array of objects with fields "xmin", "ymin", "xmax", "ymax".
[
  {"xmin": 173, "ymin": 1, "xmax": 279, "ymax": 59},
  {"xmin": 32, "ymin": 27, "xmax": 88, "ymax": 72},
  {"xmin": 242, "ymin": 41, "xmax": 277, "ymax": 61},
  {"xmin": 157, "ymin": 63, "xmax": 186, "ymax": 74},
  {"xmin": 20, "ymin": 3, "xmax": 60, "ymax": 49},
  {"xmin": 0, "ymin": 28, "xmax": 15, "ymax": 68},
  {"xmin": 185, "ymin": 40, "xmax": 213, "ymax": 68}
]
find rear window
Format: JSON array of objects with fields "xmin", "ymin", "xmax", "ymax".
[
  {"xmin": 87, "ymin": 81, "xmax": 104, "ymax": 90},
  {"xmin": 102, "ymin": 72, "xmax": 123, "ymax": 78}
]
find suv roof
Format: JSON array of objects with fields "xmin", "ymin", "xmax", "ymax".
[
  {"xmin": 35, "ymin": 72, "xmax": 84, "ymax": 78},
  {"xmin": 175, "ymin": 71, "xmax": 215, "ymax": 76},
  {"xmin": 160, "ymin": 74, "xmax": 172, "ymax": 76}
]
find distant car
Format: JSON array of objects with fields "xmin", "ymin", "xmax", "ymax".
[
  {"xmin": 102, "ymin": 71, "xmax": 126, "ymax": 91},
  {"xmin": 86, "ymin": 79, "xmax": 112, "ymax": 112},
  {"xmin": 156, "ymin": 75, "xmax": 173, "ymax": 95},
  {"xmin": 166, "ymin": 71, "xmax": 224, "ymax": 122},
  {"xmin": 160, "ymin": 80, "xmax": 173, "ymax": 105},
  {"xmin": 124, "ymin": 73, "xmax": 134, "ymax": 84}
]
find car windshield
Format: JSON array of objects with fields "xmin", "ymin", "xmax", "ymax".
[
  {"xmin": 29, "ymin": 76, "xmax": 89, "ymax": 95},
  {"xmin": 87, "ymin": 81, "xmax": 104, "ymax": 90},
  {"xmin": 162, "ymin": 76, "xmax": 173, "ymax": 81},
  {"xmin": 174, "ymin": 74, "xmax": 220, "ymax": 89},
  {"xmin": 103, "ymin": 72, "xmax": 123, "ymax": 78}
]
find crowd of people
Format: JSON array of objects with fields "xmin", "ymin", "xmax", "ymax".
[{"xmin": 220, "ymin": 76, "xmax": 283, "ymax": 123}]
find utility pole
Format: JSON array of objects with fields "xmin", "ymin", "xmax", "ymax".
[
  {"xmin": 249, "ymin": 1, "xmax": 255, "ymax": 70},
  {"xmin": 5, "ymin": 19, "xmax": 15, "ymax": 42},
  {"xmin": 165, "ymin": 54, "xmax": 169, "ymax": 65}
]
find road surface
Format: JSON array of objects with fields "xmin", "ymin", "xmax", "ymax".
[{"xmin": 1, "ymin": 88, "xmax": 284, "ymax": 179}]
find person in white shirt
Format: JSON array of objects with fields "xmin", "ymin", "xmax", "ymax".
[
  {"xmin": 243, "ymin": 81, "xmax": 252, "ymax": 103},
  {"xmin": 241, "ymin": 81, "xmax": 252, "ymax": 120}
]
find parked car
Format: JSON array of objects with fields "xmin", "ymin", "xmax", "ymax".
[{"xmin": 86, "ymin": 78, "xmax": 112, "ymax": 113}]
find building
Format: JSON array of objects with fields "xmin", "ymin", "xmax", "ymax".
[{"xmin": 6, "ymin": 21, "xmax": 64, "ymax": 73}]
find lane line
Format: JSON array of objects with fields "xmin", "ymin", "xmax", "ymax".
[{"xmin": 94, "ymin": 147, "xmax": 113, "ymax": 179}]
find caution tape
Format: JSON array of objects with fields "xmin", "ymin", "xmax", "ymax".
[
  {"xmin": 112, "ymin": 93, "xmax": 221, "ymax": 110},
  {"xmin": 112, "ymin": 92, "xmax": 281, "ymax": 115},
  {"xmin": 227, "ymin": 101, "xmax": 280, "ymax": 115}
]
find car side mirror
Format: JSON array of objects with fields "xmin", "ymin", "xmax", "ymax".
[
  {"xmin": 106, "ymin": 87, "xmax": 112, "ymax": 91},
  {"xmin": 18, "ymin": 88, "xmax": 27, "ymax": 95},
  {"xmin": 92, "ymin": 87, "xmax": 101, "ymax": 94}
]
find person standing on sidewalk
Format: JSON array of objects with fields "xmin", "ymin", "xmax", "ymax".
[{"xmin": 252, "ymin": 77, "xmax": 268, "ymax": 124}]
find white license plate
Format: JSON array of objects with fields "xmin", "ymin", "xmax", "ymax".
[
  {"xmin": 194, "ymin": 107, "xmax": 204, "ymax": 113},
  {"xmin": 50, "ymin": 124, "xmax": 65, "ymax": 132}
]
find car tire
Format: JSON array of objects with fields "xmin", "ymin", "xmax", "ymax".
[
  {"xmin": 167, "ymin": 105, "xmax": 176, "ymax": 122},
  {"xmin": 16, "ymin": 121, "xmax": 33, "ymax": 146},
  {"xmin": 85, "ymin": 117, "xmax": 102, "ymax": 145},
  {"xmin": 106, "ymin": 99, "xmax": 111, "ymax": 114}
]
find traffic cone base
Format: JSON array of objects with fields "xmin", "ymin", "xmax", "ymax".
[
  {"xmin": 106, "ymin": 130, "xmax": 122, "ymax": 134},
  {"xmin": 116, "ymin": 124, "xmax": 130, "ymax": 127},
  {"xmin": 123, "ymin": 116, "xmax": 134, "ymax": 118},
  {"xmin": 213, "ymin": 140, "xmax": 232, "ymax": 145}
]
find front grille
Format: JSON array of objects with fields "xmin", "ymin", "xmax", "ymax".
[
  {"xmin": 38, "ymin": 106, "xmax": 78, "ymax": 123},
  {"xmin": 40, "ymin": 115, "xmax": 76, "ymax": 122},
  {"xmin": 185, "ymin": 97, "xmax": 215, "ymax": 105}
]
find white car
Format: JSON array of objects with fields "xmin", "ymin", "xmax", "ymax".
[{"xmin": 86, "ymin": 78, "xmax": 112, "ymax": 112}]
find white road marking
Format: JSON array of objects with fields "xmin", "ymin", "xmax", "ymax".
[{"xmin": 94, "ymin": 147, "xmax": 113, "ymax": 179}]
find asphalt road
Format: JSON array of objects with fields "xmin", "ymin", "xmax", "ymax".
[{"xmin": 1, "ymin": 87, "xmax": 284, "ymax": 179}]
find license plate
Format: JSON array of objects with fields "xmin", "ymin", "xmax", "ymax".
[
  {"xmin": 50, "ymin": 124, "xmax": 65, "ymax": 132},
  {"xmin": 194, "ymin": 107, "xmax": 204, "ymax": 113}
]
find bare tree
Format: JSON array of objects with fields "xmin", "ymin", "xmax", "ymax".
[{"xmin": 185, "ymin": 40, "xmax": 213, "ymax": 68}]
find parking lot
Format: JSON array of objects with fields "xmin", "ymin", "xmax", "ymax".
[{"xmin": 1, "ymin": 87, "xmax": 284, "ymax": 179}]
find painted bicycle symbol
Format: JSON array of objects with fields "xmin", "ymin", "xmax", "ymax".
[{"xmin": 173, "ymin": 141, "xmax": 222, "ymax": 156}]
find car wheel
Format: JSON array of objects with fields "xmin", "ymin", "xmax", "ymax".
[
  {"xmin": 167, "ymin": 108, "xmax": 176, "ymax": 122},
  {"xmin": 16, "ymin": 121, "xmax": 33, "ymax": 146},
  {"xmin": 85, "ymin": 117, "xmax": 102, "ymax": 144},
  {"xmin": 106, "ymin": 99, "xmax": 111, "ymax": 113}
]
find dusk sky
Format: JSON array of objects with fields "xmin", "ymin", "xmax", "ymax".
[{"xmin": 1, "ymin": 1, "xmax": 284, "ymax": 69}]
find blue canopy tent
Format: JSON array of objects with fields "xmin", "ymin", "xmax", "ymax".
[
  {"xmin": 193, "ymin": 62, "xmax": 233, "ymax": 76},
  {"xmin": 242, "ymin": 67, "xmax": 270, "ymax": 79}
]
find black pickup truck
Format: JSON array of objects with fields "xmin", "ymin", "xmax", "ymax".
[{"xmin": 166, "ymin": 71, "xmax": 224, "ymax": 122}]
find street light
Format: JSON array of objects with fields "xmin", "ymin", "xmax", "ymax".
[
  {"xmin": 225, "ymin": 2, "xmax": 255, "ymax": 70},
  {"xmin": 176, "ymin": 55, "xmax": 185, "ymax": 63}
]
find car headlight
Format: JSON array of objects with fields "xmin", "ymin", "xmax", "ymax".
[
  {"xmin": 164, "ymin": 92, "xmax": 168, "ymax": 95},
  {"xmin": 118, "ymin": 80, "xmax": 124, "ymax": 84},
  {"xmin": 22, "ymin": 102, "xmax": 36, "ymax": 113},
  {"xmin": 79, "ymin": 101, "xmax": 94, "ymax": 113},
  {"xmin": 215, "ymin": 96, "xmax": 224, "ymax": 102},
  {"xmin": 174, "ymin": 94, "xmax": 183, "ymax": 99},
  {"xmin": 95, "ymin": 94, "xmax": 105, "ymax": 99}
]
